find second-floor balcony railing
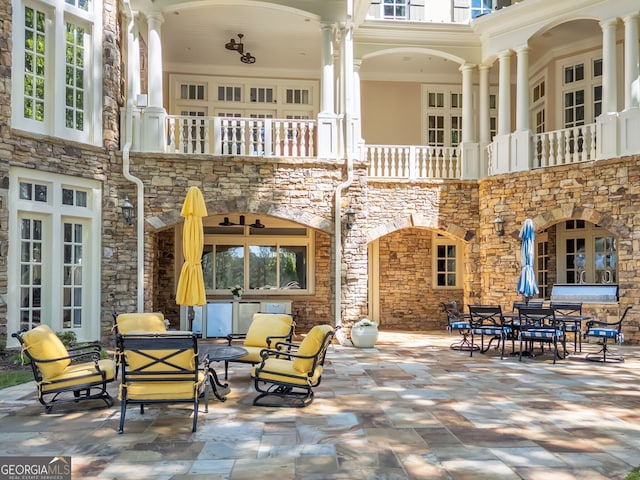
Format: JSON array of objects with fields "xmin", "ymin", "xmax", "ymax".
[
  {"xmin": 364, "ymin": 145, "xmax": 460, "ymax": 180},
  {"xmin": 533, "ymin": 124, "xmax": 597, "ymax": 168},
  {"xmin": 166, "ymin": 116, "xmax": 316, "ymax": 157}
]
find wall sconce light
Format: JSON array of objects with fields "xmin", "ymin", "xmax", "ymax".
[
  {"xmin": 493, "ymin": 215, "xmax": 505, "ymax": 237},
  {"xmin": 345, "ymin": 206, "xmax": 356, "ymax": 230},
  {"xmin": 121, "ymin": 197, "xmax": 134, "ymax": 226}
]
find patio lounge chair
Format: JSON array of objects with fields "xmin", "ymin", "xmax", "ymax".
[
  {"xmin": 224, "ymin": 313, "xmax": 295, "ymax": 379},
  {"xmin": 116, "ymin": 332, "xmax": 205, "ymax": 433},
  {"xmin": 584, "ymin": 305, "xmax": 632, "ymax": 363},
  {"xmin": 12, "ymin": 325, "xmax": 116, "ymax": 412},
  {"xmin": 251, "ymin": 324, "xmax": 336, "ymax": 407}
]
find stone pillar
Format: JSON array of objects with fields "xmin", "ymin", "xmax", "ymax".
[
  {"xmin": 460, "ymin": 64, "xmax": 479, "ymax": 179},
  {"xmin": 620, "ymin": 13, "xmax": 640, "ymax": 155},
  {"xmin": 511, "ymin": 45, "xmax": 532, "ymax": 172},
  {"xmin": 596, "ymin": 18, "xmax": 619, "ymax": 159},
  {"xmin": 317, "ymin": 22, "xmax": 338, "ymax": 159},
  {"xmin": 142, "ymin": 11, "xmax": 167, "ymax": 152}
]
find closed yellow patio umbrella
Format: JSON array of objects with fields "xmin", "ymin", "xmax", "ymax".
[{"xmin": 176, "ymin": 186, "xmax": 208, "ymax": 307}]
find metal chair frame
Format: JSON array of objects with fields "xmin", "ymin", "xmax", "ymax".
[
  {"xmin": 442, "ymin": 301, "xmax": 478, "ymax": 351},
  {"xmin": 584, "ymin": 305, "xmax": 632, "ymax": 363},
  {"xmin": 550, "ymin": 302, "xmax": 583, "ymax": 353},
  {"xmin": 518, "ymin": 307, "xmax": 565, "ymax": 364},
  {"xmin": 468, "ymin": 305, "xmax": 511, "ymax": 359}
]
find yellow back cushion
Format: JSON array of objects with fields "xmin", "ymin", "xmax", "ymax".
[
  {"xmin": 125, "ymin": 348, "xmax": 196, "ymax": 372},
  {"xmin": 117, "ymin": 312, "xmax": 166, "ymax": 334},
  {"xmin": 244, "ymin": 313, "xmax": 293, "ymax": 348},
  {"xmin": 292, "ymin": 325, "xmax": 333, "ymax": 373},
  {"xmin": 22, "ymin": 325, "xmax": 71, "ymax": 380}
]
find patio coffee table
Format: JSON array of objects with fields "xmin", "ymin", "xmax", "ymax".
[{"xmin": 199, "ymin": 344, "xmax": 247, "ymax": 411}]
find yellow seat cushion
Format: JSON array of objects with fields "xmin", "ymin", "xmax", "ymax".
[
  {"xmin": 235, "ymin": 346, "xmax": 265, "ymax": 364},
  {"xmin": 117, "ymin": 313, "xmax": 166, "ymax": 334},
  {"xmin": 293, "ymin": 325, "xmax": 333, "ymax": 373},
  {"xmin": 41, "ymin": 359, "xmax": 116, "ymax": 393},
  {"xmin": 22, "ymin": 325, "xmax": 71, "ymax": 381},
  {"xmin": 252, "ymin": 358, "xmax": 322, "ymax": 386},
  {"xmin": 244, "ymin": 314, "xmax": 293, "ymax": 348},
  {"xmin": 120, "ymin": 372, "xmax": 205, "ymax": 401}
]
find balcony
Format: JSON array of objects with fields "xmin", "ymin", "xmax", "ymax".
[{"xmin": 166, "ymin": 116, "xmax": 316, "ymax": 157}]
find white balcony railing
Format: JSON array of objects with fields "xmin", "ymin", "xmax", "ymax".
[
  {"xmin": 533, "ymin": 124, "xmax": 597, "ymax": 168},
  {"xmin": 166, "ymin": 116, "xmax": 316, "ymax": 157},
  {"xmin": 364, "ymin": 145, "xmax": 460, "ymax": 180}
]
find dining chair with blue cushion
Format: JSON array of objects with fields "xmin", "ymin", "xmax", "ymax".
[
  {"xmin": 584, "ymin": 305, "xmax": 631, "ymax": 363},
  {"xmin": 468, "ymin": 305, "xmax": 512, "ymax": 359},
  {"xmin": 550, "ymin": 302, "xmax": 583, "ymax": 353},
  {"xmin": 442, "ymin": 301, "xmax": 477, "ymax": 351},
  {"xmin": 518, "ymin": 306, "xmax": 565, "ymax": 364}
]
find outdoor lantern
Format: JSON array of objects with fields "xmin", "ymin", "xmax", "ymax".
[
  {"xmin": 122, "ymin": 197, "xmax": 134, "ymax": 226},
  {"xmin": 493, "ymin": 215, "xmax": 505, "ymax": 237},
  {"xmin": 345, "ymin": 206, "xmax": 356, "ymax": 230}
]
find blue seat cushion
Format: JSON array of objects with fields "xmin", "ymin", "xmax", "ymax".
[
  {"xmin": 521, "ymin": 329, "xmax": 563, "ymax": 339},
  {"xmin": 564, "ymin": 323, "xmax": 580, "ymax": 332},
  {"xmin": 472, "ymin": 327, "xmax": 511, "ymax": 336},
  {"xmin": 449, "ymin": 321, "xmax": 470, "ymax": 330},
  {"xmin": 587, "ymin": 328, "xmax": 618, "ymax": 339}
]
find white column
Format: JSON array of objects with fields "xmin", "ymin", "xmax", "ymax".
[
  {"xmin": 515, "ymin": 46, "xmax": 530, "ymax": 132},
  {"xmin": 478, "ymin": 64, "xmax": 490, "ymax": 144},
  {"xmin": 353, "ymin": 59, "xmax": 363, "ymax": 145},
  {"xmin": 142, "ymin": 11, "xmax": 167, "ymax": 152},
  {"xmin": 320, "ymin": 23, "xmax": 335, "ymax": 114},
  {"xmin": 623, "ymin": 13, "xmax": 640, "ymax": 110},
  {"xmin": 493, "ymin": 51, "xmax": 512, "ymax": 174},
  {"xmin": 460, "ymin": 63, "xmax": 479, "ymax": 179},
  {"xmin": 342, "ymin": 24, "xmax": 355, "ymax": 155},
  {"xmin": 619, "ymin": 13, "xmax": 640, "ymax": 155},
  {"xmin": 461, "ymin": 64, "xmax": 475, "ymax": 142},
  {"xmin": 146, "ymin": 12, "xmax": 164, "ymax": 109},
  {"xmin": 317, "ymin": 22, "xmax": 338, "ymax": 159},
  {"xmin": 478, "ymin": 64, "xmax": 491, "ymax": 177},
  {"xmin": 601, "ymin": 18, "xmax": 618, "ymax": 114},
  {"xmin": 498, "ymin": 50, "xmax": 511, "ymax": 135},
  {"xmin": 511, "ymin": 45, "xmax": 532, "ymax": 172},
  {"xmin": 120, "ymin": 8, "xmax": 142, "ymax": 151}
]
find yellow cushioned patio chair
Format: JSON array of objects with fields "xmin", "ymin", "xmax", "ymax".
[
  {"xmin": 113, "ymin": 312, "xmax": 167, "ymax": 379},
  {"xmin": 116, "ymin": 332, "xmax": 205, "ymax": 434},
  {"xmin": 251, "ymin": 324, "xmax": 337, "ymax": 407},
  {"xmin": 224, "ymin": 313, "xmax": 295, "ymax": 379},
  {"xmin": 114, "ymin": 312, "xmax": 167, "ymax": 334},
  {"xmin": 12, "ymin": 325, "xmax": 116, "ymax": 413}
]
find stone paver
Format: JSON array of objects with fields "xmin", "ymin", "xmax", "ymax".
[{"xmin": 0, "ymin": 331, "xmax": 639, "ymax": 479}]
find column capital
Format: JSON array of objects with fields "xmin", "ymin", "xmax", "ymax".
[
  {"xmin": 146, "ymin": 11, "xmax": 165, "ymax": 26},
  {"xmin": 599, "ymin": 17, "xmax": 619, "ymax": 30},
  {"xmin": 515, "ymin": 45, "xmax": 530, "ymax": 55},
  {"xmin": 498, "ymin": 49, "xmax": 513, "ymax": 60},
  {"xmin": 622, "ymin": 12, "xmax": 639, "ymax": 24},
  {"xmin": 458, "ymin": 63, "xmax": 476, "ymax": 73}
]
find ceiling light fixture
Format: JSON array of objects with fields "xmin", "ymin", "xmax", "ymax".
[{"xmin": 225, "ymin": 33, "xmax": 256, "ymax": 64}]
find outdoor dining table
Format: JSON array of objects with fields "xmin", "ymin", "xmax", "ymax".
[{"xmin": 198, "ymin": 344, "xmax": 248, "ymax": 411}]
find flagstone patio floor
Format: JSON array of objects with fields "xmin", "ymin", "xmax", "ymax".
[{"xmin": 1, "ymin": 330, "xmax": 639, "ymax": 479}]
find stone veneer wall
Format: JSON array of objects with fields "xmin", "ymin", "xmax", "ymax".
[
  {"xmin": 377, "ymin": 229, "xmax": 464, "ymax": 330},
  {"xmin": 478, "ymin": 156, "xmax": 640, "ymax": 343}
]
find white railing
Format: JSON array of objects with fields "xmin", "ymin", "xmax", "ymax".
[
  {"xmin": 166, "ymin": 116, "xmax": 316, "ymax": 157},
  {"xmin": 363, "ymin": 145, "xmax": 460, "ymax": 180},
  {"xmin": 533, "ymin": 124, "xmax": 597, "ymax": 168}
]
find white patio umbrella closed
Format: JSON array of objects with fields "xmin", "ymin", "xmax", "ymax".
[{"xmin": 517, "ymin": 218, "xmax": 539, "ymax": 303}]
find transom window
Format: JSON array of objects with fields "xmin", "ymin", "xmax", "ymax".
[
  {"xmin": 9, "ymin": 168, "xmax": 102, "ymax": 343},
  {"xmin": 557, "ymin": 220, "xmax": 617, "ymax": 285},
  {"xmin": 383, "ymin": 0, "xmax": 408, "ymax": 20},
  {"xmin": 201, "ymin": 217, "xmax": 314, "ymax": 295}
]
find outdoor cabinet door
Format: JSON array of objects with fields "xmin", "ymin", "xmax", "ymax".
[
  {"xmin": 206, "ymin": 302, "xmax": 233, "ymax": 337},
  {"xmin": 235, "ymin": 302, "xmax": 261, "ymax": 334}
]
